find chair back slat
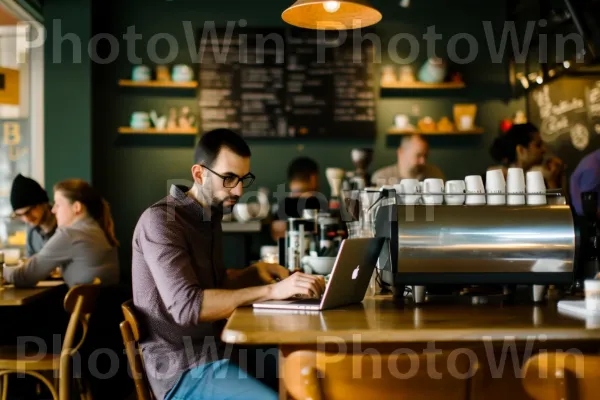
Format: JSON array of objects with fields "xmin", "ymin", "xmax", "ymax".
[
  {"xmin": 121, "ymin": 300, "xmax": 153, "ymax": 400},
  {"xmin": 523, "ymin": 353, "xmax": 600, "ymax": 400},
  {"xmin": 59, "ymin": 280, "xmax": 102, "ymax": 400},
  {"xmin": 284, "ymin": 350, "xmax": 474, "ymax": 400}
]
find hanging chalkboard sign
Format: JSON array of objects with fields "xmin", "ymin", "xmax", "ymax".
[
  {"xmin": 528, "ymin": 76, "xmax": 600, "ymax": 173},
  {"xmin": 197, "ymin": 27, "xmax": 376, "ymax": 139}
]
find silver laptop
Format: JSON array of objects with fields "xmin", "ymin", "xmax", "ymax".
[{"xmin": 253, "ymin": 237, "xmax": 385, "ymax": 311}]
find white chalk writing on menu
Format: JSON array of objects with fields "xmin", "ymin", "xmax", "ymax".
[{"xmin": 197, "ymin": 27, "xmax": 376, "ymax": 138}]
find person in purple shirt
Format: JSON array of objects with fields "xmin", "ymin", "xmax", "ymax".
[
  {"xmin": 570, "ymin": 149, "xmax": 600, "ymax": 216},
  {"xmin": 131, "ymin": 128, "xmax": 325, "ymax": 400}
]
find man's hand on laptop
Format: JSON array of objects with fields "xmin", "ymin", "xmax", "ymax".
[
  {"xmin": 253, "ymin": 261, "xmax": 290, "ymax": 284},
  {"xmin": 269, "ymin": 272, "xmax": 325, "ymax": 300}
]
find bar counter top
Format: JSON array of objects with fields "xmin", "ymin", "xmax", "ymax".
[{"xmin": 222, "ymin": 294, "xmax": 600, "ymax": 345}]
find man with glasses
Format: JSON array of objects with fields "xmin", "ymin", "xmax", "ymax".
[
  {"xmin": 132, "ymin": 128, "xmax": 325, "ymax": 400},
  {"xmin": 10, "ymin": 173, "xmax": 57, "ymax": 256}
]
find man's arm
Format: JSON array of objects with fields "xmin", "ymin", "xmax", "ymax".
[
  {"xmin": 199, "ymin": 286, "xmax": 272, "ymax": 321},
  {"xmin": 201, "ymin": 268, "xmax": 324, "ymax": 321},
  {"xmin": 223, "ymin": 262, "xmax": 290, "ymax": 290},
  {"xmin": 4, "ymin": 228, "xmax": 72, "ymax": 287},
  {"xmin": 139, "ymin": 208, "xmax": 325, "ymax": 325}
]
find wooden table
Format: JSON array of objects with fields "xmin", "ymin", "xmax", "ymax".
[
  {"xmin": 0, "ymin": 280, "xmax": 66, "ymax": 306},
  {"xmin": 222, "ymin": 295, "xmax": 600, "ymax": 399}
]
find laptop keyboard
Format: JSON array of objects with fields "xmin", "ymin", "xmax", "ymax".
[{"xmin": 290, "ymin": 298, "xmax": 321, "ymax": 304}]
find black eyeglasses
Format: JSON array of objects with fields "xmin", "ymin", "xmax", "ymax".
[{"xmin": 202, "ymin": 165, "xmax": 256, "ymax": 188}]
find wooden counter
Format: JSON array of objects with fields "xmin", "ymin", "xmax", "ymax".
[
  {"xmin": 223, "ymin": 295, "xmax": 600, "ymax": 400},
  {"xmin": 0, "ymin": 280, "xmax": 65, "ymax": 306},
  {"xmin": 223, "ymin": 295, "xmax": 600, "ymax": 345}
]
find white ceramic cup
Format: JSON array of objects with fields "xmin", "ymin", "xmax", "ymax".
[
  {"xmin": 486, "ymin": 169, "xmax": 506, "ymax": 206},
  {"xmin": 399, "ymin": 179, "xmax": 421, "ymax": 205},
  {"xmin": 422, "ymin": 178, "xmax": 444, "ymax": 205},
  {"xmin": 444, "ymin": 180, "xmax": 466, "ymax": 205},
  {"xmin": 585, "ymin": 280, "xmax": 600, "ymax": 311},
  {"xmin": 464, "ymin": 175, "xmax": 486, "ymax": 205},
  {"xmin": 392, "ymin": 183, "xmax": 404, "ymax": 204},
  {"xmin": 526, "ymin": 170, "xmax": 547, "ymax": 205},
  {"xmin": 507, "ymin": 168, "xmax": 526, "ymax": 205}
]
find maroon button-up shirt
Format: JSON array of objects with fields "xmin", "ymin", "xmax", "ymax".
[{"xmin": 132, "ymin": 184, "xmax": 227, "ymax": 399}]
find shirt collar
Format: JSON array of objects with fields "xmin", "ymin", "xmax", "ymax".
[{"xmin": 169, "ymin": 184, "xmax": 223, "ymax": 224}]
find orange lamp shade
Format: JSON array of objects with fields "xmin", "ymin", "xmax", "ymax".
[{"xmin": 282, "ymin": 0, "xmax": 382, "ymax": 30}]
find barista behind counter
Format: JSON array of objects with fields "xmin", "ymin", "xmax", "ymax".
[
  {"xmin": 371, "ymin": 134, "xmax": 444, "ymax": 187},
  {"xmin": 270, "ymin": 157, "xmax": 323, "ymax": 242}
]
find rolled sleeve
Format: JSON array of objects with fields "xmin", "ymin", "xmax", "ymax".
[
  {"xmin": 138, "ymin": 208, "xmax": 203, "ymax": 327},
  {"xmin": 4, "ymin": 229, "xmax": 72, "ymax": 288}
]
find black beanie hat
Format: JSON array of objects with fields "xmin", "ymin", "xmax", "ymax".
[{"xmin": 10, "ymin": 173, "xmax": 49, "ymax": 211}]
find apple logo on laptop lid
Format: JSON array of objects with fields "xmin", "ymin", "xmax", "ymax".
[{"xmin": 352, "ymin": 266, "xmax": 360, "ymax": 280}]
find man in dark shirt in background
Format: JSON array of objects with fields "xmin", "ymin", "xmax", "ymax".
[
  {"xmin": 132, "ymin": 129, "xmax": 325, "ymax": 400},
  {"xmin": 270, "ymin": 156, "xmax": 320, "ymax": 241},
  {"xmin": 10, "ymin": 174, "xmax": 57, "ymax": 256}
]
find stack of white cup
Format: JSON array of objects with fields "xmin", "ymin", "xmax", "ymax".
[
  {"xmin": 388, "ymin": 169, "xmax": 546, "ymax": 207},
  {"xmin": 485, "ymin": 169, "xmax": 506, "ymax": 205},
  {"xmin": 526, "ymin": 170, "xmax": 547, "ymax": 205},
  {"xmin": 394, "ymin": 179, "xmax": 421, "ymax": 205},
  {"xmin": 422, "ymin": 178, "xmax": 444, "ymax": 205},
  {"xmin": 507, "ymin": 168, "xmax": 526, "ymax": 205},
  {"xmin": 464, "ymin": 175, "xmax": 486, "ymax": 205},
  {"xmin": 444, "ymin": 180, "xmax": 466, "ymax": 205}
]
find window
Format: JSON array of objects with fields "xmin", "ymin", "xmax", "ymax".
[{"xmin": 0, "ymin": 3, "xmax": 43, "ymax": 252}]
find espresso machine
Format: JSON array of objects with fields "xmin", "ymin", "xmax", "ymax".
[{"xmin": 357, "ymin": 189, "xmax": 600, "ymax": 304}]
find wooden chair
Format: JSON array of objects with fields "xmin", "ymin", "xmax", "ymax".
[
  {"xmin": 522, "ymin": 352, "xmax": 600, "ymax": 400},
  {"xmin": 0, "ymin": 279, "xmax": 101, "ymax": 400},
  {"xmin": 283, "ymin": 349, "xmax": 475, "ymax": 400},
  {"xmin": 120, "ymin": 300, "xmax": 154, "ymax": 400}
]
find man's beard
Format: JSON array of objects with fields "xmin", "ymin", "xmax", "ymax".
[
  {"xmin": 197, "ymin": 184, "xmax": 239, "ymax": 214},
  {"xmin": 410, "ymin": 165, "xmax": 424, "ymax": 177},
  {"xmin": 212, "ymin": 195, "xmax": 240, "ymax": 214}
]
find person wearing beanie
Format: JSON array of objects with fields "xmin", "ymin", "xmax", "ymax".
[
  {"xmin": 3, "ymin": 178, "xmax": 119, "ymax": 288},
  {"xmin": 10, "ymin": 173, "xmax": 57, "ymax": 256}
]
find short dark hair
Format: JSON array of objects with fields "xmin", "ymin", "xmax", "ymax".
[
  {"xmin": 287, "ymin": 157, "xmax": 319, "ymax": 182},
  {"xmin": 194, "ymin": 129, "xmax": 251, "ymax": 166}
]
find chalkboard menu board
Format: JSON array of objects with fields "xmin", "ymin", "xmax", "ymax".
[
  {"xmin": 528, "ymin": 77, "xmax": 600, "ymax": 173},
  {"xmin": 197, "ymin": 28, "xmax": 376, "ymax": 138}
]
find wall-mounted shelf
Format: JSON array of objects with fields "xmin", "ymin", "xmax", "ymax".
[
  {"xmin": 380, "ymin": 81, "xmax": 466, "ymax": 89},
  {"xmin": 118, "ymin": 127, "xmax": 197, "ymax": 135},
  {"xmin": 118, "ymin": 80, "xmax": 198, "ymax": 89},
  {"xmin": 387, "ymin": 128, "xmax": 483, "ymax": 135}
]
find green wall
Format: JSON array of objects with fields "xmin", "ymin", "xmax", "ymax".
[
  {"xmin": 44, "ymin": 0, "xmax": 93, "ymax": 188},
  {"xmin": 44, "ymin": 0, "xmax": 525, "ymax": 277}
]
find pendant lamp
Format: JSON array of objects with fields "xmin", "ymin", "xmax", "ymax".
[{"xmin": 282, "ymin": 0, "xmax": 382, "ymax": 30}]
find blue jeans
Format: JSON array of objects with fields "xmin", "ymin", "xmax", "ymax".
[{"xmin": 164, "ymin": 359, "xmax": 278, "ymax": 400}]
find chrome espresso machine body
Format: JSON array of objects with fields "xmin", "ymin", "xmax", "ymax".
[{"xmin": 367, "ymin": 190, "xmax": 583, "ymax": 304}]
